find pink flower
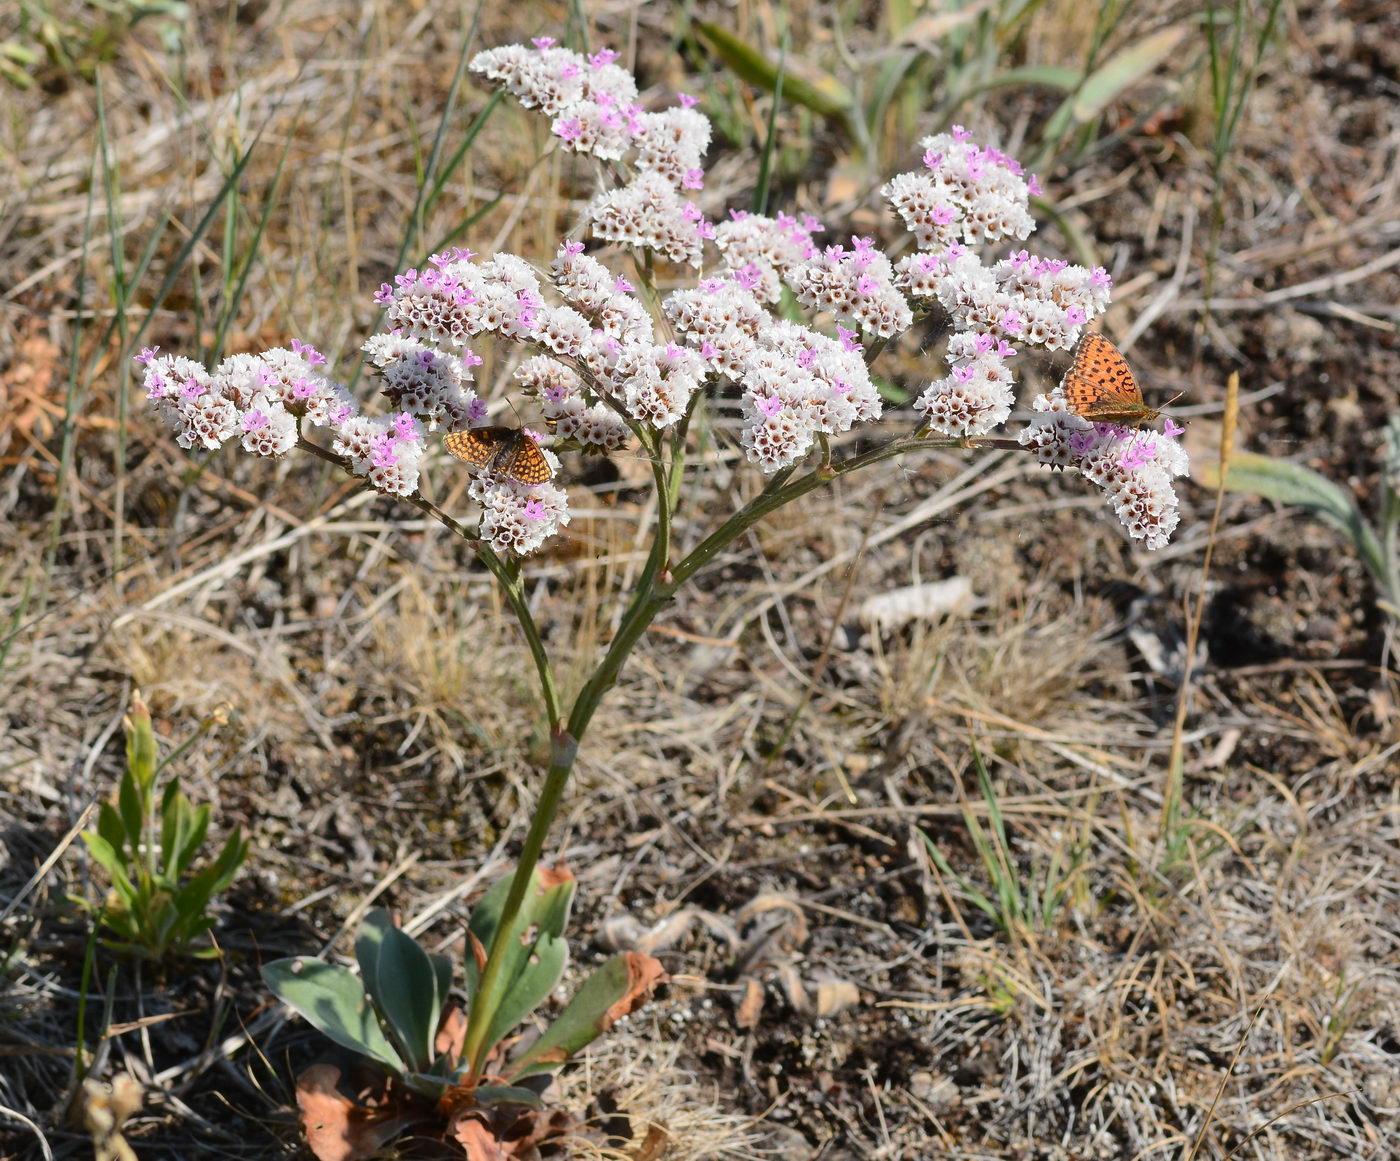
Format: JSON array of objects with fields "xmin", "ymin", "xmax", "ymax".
[
  {"xmin": 135, "ymin": 346, "xmax": 160, "ymax": 365},
  {"xmin": 837, "ymin": 326, "xmax": 860, "ymax": 352},
  {"xmin": 757, "ymin": 396, "xmax": 783, "ymax": 418}
]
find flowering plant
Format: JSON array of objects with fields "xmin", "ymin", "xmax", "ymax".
[{"xmin": 135, "ymin": 34, "xmax": 1188, "ymax": 1158}]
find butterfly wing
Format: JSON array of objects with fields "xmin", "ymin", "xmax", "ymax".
[
  {"xmin": 444, "ymin": 425, "xmax": 511, "ymax": 470},
  {"xmin": 444, "ymin": 426, "xmax": 554, "ymax": 485},
  {"xmin": 1061, "ymin": 333, "xmax": 1158, "ymax": 424},
  {"xmin": 492, "ymin": 430, "xmax": 554, "ymax": 485}
]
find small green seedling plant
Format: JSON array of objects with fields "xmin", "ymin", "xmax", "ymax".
[
  {"xmin": 919, "ymin": 744, "xmax": 1081, "ymax": 946},
  {"xmin": 78, "ymin": 695, "xmax": 248, "ymax": 961},
  {"xmin": 262, "ymin": 869, "xmax": 664, "ymax": 1157}
]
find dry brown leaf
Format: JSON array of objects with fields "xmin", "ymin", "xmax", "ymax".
[
  {"xmin": 452, "ymin": 1115, "xmax": 508, "ymax": 1161},
  {"xmin": 605, "ymin": 952, "xmax": 669, "ymax": 1026},
  {"xmin": 774, "ymin": 962, "xmax": 809, "ymax": 1014},
  {"xmin": 632, "ymin": 1123, "xmax": 668, "ymax": 1161},
  {"xmin": 813, "ymin": 978, "xmax": 861, "ymax": 1017},
  {"xmin": 294, "ymin": 1065, "xmax": 424, "ymax": 1161},
  {"xmin": 436, "ymin": 1003, "xmax": 469, "ymax": 1059},
  {"xmin": 735, "ymin": 975, "xmax": 765, "ymax": 1029},
  {"xmin": 82, "ymin": 1073, "xmax": 143, "ymax": 1161}
]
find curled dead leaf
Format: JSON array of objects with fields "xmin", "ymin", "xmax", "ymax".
[
  {"xmin": 448, "ymin": 1103, "xmax": 574, "ymax": 1160},
  {"xmin": 537, "ymin": 863, "xmax": 574, "ymax": 889},
  {"xmin": 294, "ymin": 1064, "xmax": 427, "ymax": 1161},
  {"xmin": 436, "ymin": 1003, "xmax": 469, "ymax": 1059},
  {"xmin": 82, "ymin": 1072, "xmax": 143, "ymax": 1161},
  {"xmin": 604, "ymin": 952, "xmax": 668, "ymax": 1026},
  {"xmin": 632, "ymin": 1124, "xmax": 668, "ymax": 1161},
  {"xmin": 813, "ymin": 978, "xmax": 861, "ymax": 1017},
  {"xmin": 453, "ymin": 1116, "xmax": 507, "ymax": 1161},
  {"xmin": 735, "ymin": 975, "xmax": 765, "ymax": 1029}
]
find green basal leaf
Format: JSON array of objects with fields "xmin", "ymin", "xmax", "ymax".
[
  {"xmin": 510, "ymin": 955, "xmax": 643, "ymax": 1079},
  {"xmin": 430, "ymin": 952, "xmax": 454, "ymax": 1023},
  {"xmin": 80, "ymin": 832, "xmax": 137, "ymax": 904},
  {"xmin": 1044, "ymin": 27, "xmax": 1187, "ymax": 141},
  {"xmin": 159, "ymin": 783, "xmax": 185, "ymax": 869},
  {"xmin": 466, "ymin": 869, "xmax": 575, "ymax": 1054},
  {"xmin": 263, "ymin": 957, "xmax": 405, "ymax": 1071},
  {"xmin": 96, "ymin": 800, "xmax": 128, "ymax": 857},
  {"xmin": 116, "ymin": 767, "xmax": 144, "ymax": 854},
  {"xmin": 170, "ymin": 828, "xmax": 246, "ymax": 926},
  {"xmin": 695, "ymin": 22, "xmax": 854, "ymax": 128},
  {"xmin": 372, "ymin": 924, "xmax": 443, "ymax": 1071},
  {"xmin": 176, "ymin": 798, "xmax": 211, "ymax": 874},
  {"xmin": 474, "ymin": 1085, "xmax": 545, "ymax": 1108},
  {"xmin": 963, "ymin": 63, "xmax": 1082, "ymax": 101},
  {"xmin": 355, "ymin": 908, "xmax": 392, "ymax": 1008},
  {"xmin": 1199, "ymin": 451, "xmax": 1388, "ymax": 584}
]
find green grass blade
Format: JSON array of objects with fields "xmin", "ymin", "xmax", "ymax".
[
  {"xmin": 695, "ymin": 22, "xmax": 853, "ymax": 130},
  {"xmin": 753, "ymin": 33, "xmax": 787, "ymax": 216}
]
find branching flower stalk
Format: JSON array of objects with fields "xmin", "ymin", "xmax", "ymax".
[{"xmin": 134, "ymin": 36, "xmax": 1189, "ymax": 1091}]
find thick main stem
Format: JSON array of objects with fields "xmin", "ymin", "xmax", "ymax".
[
  {"xmin": 462, "ymin": 725, "xmax": 578, "ymax": 1080},
  {"xmin": 460, "ymin": 428, "xmax": 1007, "ymax": 1081}
]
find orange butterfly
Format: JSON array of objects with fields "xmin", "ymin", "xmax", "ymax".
[
  {"xmin": 1060, "ymin": 332, "xmax": 1178, "ymax": 428},
  {"xmin": 443, "ymin": 426, "xmax": 554, "ymax": 485}
]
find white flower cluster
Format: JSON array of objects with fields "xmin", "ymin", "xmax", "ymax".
[
  {"xmin": 550, "ymin": 244, "xmax": 654, "ymax": 342},
  {"xmin": 136, "ymin": 343, "xmax": 434, "ymax": 497},
  {"xmin": 516, "ymin": 355, "xmax": 630, "ymax": 453},
  {"xmin": 790, "ymin": 237, "xmax": 913, "ymax": 338},
  {"xmin": 588, "ymin": 173, "xmax": 709, "ymax": 267},
  {"xmin": 899, "ymin": 246, "xmax": 1110, "ymax": 353},
  {"xmin": 1019, "ymin": 395, "xmax": 1188, "ymax": 550},
  {"xmin": 913, "ymin": 331, "xmax": 1017, "ymax": 438},
  {"xmin": 663, "ymin": 277, "xmax": 882, "ymax": 472},
  {"xmin": 663, "ymin": 277, "xmax": 769, "ymax": 378},
  {"xmin": 469, "ymin": 470, "xmax": 571, "ymax": 556},
  {"xmin": 330, "ymin": 411, "xmax": 428, "ymax": 497},
  {"xmin": 882, "ymin": 126, "xmax": 1037, "ymax": 248},
  {"xmin": 471, "ymin": 40, "xmax": 716, "ymax": 269},
  {"xmin": 470, "ymin": 41, "xmax": 639, "ymax": 160},
  {"xmin": 713, "ymin": 210, "xmax": 822, "ymax": 304},
  {"xmin": 140, "ymin": 42, "xmax": 1184, "ymax": 557},
  {"xmin": 362, "ymin": 333, "xmax": 485, "ymax": 432},
  {"xmin": 900, "ymin": 243, "xmax": 1115, "ymax": 438},
  {"xmin": 633, "ymin": 105, "xmax": 711, "ymax": 188},
  {"xmin": 738, "ymin": 321, "xmax": 883, "ymax": 471}
]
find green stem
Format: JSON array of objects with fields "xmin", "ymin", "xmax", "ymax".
[
  {"xmin": 670, "ymin": 434, "xmax": 988, "ymax": 587},
  {"xmin": 452, "ymin": 424, "xmax": 1005, "ymax": 1082},
  {"xmin": 463, "ymin": 724, "xmax": 578, "ymax": 1080},
  {"xmin": 295, "ymin": 435, "xmax": 562, "ymax": 723},
  {"xmin": 566, "ymin": 426, "xmax": 674, "ymax": 736}
]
